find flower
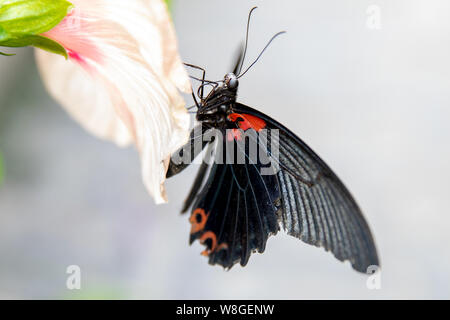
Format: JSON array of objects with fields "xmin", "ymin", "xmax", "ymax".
[{"xmin": 35, "ymin": 0, "xmax": 191, "ymax": 204}]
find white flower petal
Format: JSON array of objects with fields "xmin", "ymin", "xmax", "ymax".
[
  {"xmin": 35, "ymin": 0, "xmax": 191, "ymax": 203},
  {"xmin": 36, "ymin": 52, "xmax": 133, "ymax": 146},
  {"xmin": 94, "ymin": 0, "xmax": 192, "ymax": 94}
]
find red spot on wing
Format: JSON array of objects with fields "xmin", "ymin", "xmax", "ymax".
[
  {"xmin": 227, "ymin": 129, "xmax": 242, "ymax": 141},
  {"xmin": 228, "ymin": 113, "xmax": 266, "ymax": 132}
]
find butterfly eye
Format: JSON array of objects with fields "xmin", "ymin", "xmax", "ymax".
[
  {"xmin": 228, "ymin": 77, "xmax": 238, "ymax": 89},
  {"xmin": 224, "ymin": 73, "xmax": 239, "ymax": 89}
]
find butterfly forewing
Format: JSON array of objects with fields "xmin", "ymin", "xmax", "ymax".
[{"xmin": 232, "ymin": 103, "xmax": 379, "ymax": 272}]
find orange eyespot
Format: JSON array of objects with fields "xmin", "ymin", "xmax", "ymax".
[
  {"xmin": 199, "ymin": 231, "xmax": 228, "ymax": 256},
  {"xmin": 189, "ymin": 208, "xmax": 209, "ymax": 234},
  {"xmin": 200, "ymin": 231, "xmax": 217, "ymax": 256},
  {"xmin": 190, "ymin": 209, "xmax": 228, "ymax": 257}
]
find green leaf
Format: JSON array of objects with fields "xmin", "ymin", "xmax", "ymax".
[
  {"xmin": 0, "ymin": 0, "xmax": 72, "ymax": 57},
  {"xmin": 1, "ymin": 34, "xmax": 67, "ymax": 58},
  {"xmin": 0, "ymin": 0, "xmax": 74, "ymax": 40},
  {"xmin": 30, "ymin": 35, "xmax": 67, "ymax": 58},
  {"xmin": 0, "ymin": 23, "xmax": 6, "ymax": 41},
  {"xmin": 0, "ymin": 49, "xmax": 14, "ymax": 55}
]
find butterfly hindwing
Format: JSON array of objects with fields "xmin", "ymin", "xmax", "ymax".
[
  {"xmin": 188, "ymin": 133, "xmax": 281, "ymax": 269},
  {"xmin": 166, "ymin": 125, "xmax": 209, "ymax": 179}
]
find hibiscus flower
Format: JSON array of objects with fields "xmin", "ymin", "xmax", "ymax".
[{"xmin": 33, "ymin": 0, "xmax": 191, "ymax": 203}]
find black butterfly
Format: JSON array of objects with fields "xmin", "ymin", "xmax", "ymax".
[{"xmin": 166, "ymin": 8, "xmax": 379, "ymax": 273}]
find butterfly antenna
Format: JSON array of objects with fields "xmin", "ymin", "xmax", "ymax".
[
  {"xmin": 236, "ymin": 6, "xmax": 258, "ymax": 76},
  {"xmin": 237, "ymin": 31, "xmax": 286, "ymax": 79}
]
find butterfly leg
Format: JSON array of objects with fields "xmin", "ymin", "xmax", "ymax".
[{"xmin": 184, "ymin": 63, "xmax": 206, "ymax": 100}]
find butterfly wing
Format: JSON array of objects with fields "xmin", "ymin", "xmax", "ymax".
[
  {"xmin": 180, "ymin": 141, "xmax": 216, "ymax": 213},
  {"xmin": 231, "ymin": 103, "xmax": 380, "ymax": 272},
  {"xmin": 188, "ymin": 134, "xmax": 281, "ymax": 269},
  {"xmin": 166, "ymin": 125, "xmax": 209, "ymax": 178}
]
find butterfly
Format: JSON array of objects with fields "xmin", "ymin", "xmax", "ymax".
[{"xmin": 166, "ymin": 8, "xmax": 379, "ymax": 273}]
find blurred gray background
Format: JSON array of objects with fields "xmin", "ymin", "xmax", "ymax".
[{"xmin": 1, "ymin": 0, "xmax": 449, "ymax": 299}]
